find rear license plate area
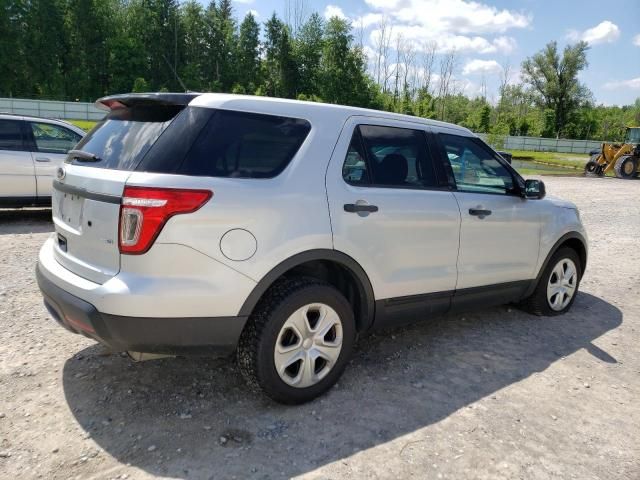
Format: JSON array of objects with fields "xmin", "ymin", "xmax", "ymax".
[{"xmin": 58, "ymin": 193, "xmax": 84, "ymax": 229}]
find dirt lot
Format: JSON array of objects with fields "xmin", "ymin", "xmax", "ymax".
[{"xmin": 1, "ymin": 176, "xmax": 638, "ymax": 480}]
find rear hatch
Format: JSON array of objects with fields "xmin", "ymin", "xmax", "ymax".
[{"xmin": 52, "ymin": 94, "xmax": 198, "ymax": 284}]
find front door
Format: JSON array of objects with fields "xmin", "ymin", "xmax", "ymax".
[
  {"xmin": 326, "ymin": 118, "xmax": 461, "ymax": 326},
  {"xmin": 436, "ymin": 132, "xmax": 541, "ymax": 293}
]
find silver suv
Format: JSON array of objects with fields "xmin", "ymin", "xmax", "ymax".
[
  {"xmin": 36, "ymin": 93, "xmax": 587, "ymax": 404},
  {"xmin": 0, "ymin": 113, "xmax": 84, "ymax": 207}
]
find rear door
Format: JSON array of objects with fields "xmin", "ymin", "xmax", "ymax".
[
  {"xmin": 52, "ymin": 103, "xmax": 183, "ymax": 284},
  {"xmin": 27, "ymin": 121, "xmax": 82, "ymax": 198},
  {"xmin": 0, "ymin": 118, "xmax": 36, "ymax": 200},
  {"xmin": 326, "ymin": 117, "xmax": 461, "ymax": 324}
]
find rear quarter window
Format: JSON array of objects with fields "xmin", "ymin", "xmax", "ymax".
[
  {"xmin": 168, "ymin": 109, "xmax": 311, "ymax": 178},
  {"xmin": 0, "ymin": 119, "xmax": 24, "ymax": 151}
]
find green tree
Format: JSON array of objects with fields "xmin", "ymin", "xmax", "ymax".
[
  {"xmin": 65, "ymin": 0, "xmax": 119, "ymax": 100},
  {"xmin": 521, "ymin": 41, "xmax": 591, "ymax": 137},
  {"xmin": 320, "ymin": 17, "xmax": 375, "ymax": 107},
  {"xmin": 1, "ymin": 0, "xmax": 30, "ymax": 97},
  {"xmin": 107, "ymin": 3, "xmax": 147, "ymax": 94},
  {"xmin": 132, "ymin": 77, "xmax": 149, "ymax": 92},
  {"xmin": 205, "ymin": 0, "xmax": 236, "ymax": 90},
  {"xmin": 263, "ymin": 13, "xmax": 297, "ymax": 97},
  {"xmin": 23, "ymin": 0, "xmax": 66, "ymax": 97},
  {"xmin": 295, "ymin": 12, "xmax": 324, "ymax": 96},
  {"xmin": 180, "ymin": 1, "xmax": 208, "ymax": 90},
  {"xmin": 237, "ymin": 12, "xmax": 260, "ymax": 91},
  {"xmin": 478, "ymin": 104, "xmax": 491, "ymax": 133}
]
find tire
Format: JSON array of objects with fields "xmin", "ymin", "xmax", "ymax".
[
  {"xmin": 584, "ymin": 158, "xmax": 603, "ymax": 177},
  {"xmin": 521, "ymin": 247, "xmax": 582, "ymax": 316},
  {"xmin": 237, "ymin": 277, "xmax": 356, "ymax": 404},
  {"xmin": 614, "ymin": 155, "xmax": 638, "ymax": 179}
]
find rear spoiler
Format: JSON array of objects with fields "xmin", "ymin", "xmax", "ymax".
[{"xmin": 95, "ymin": 93, "xmax": 201, "ymax": 111}]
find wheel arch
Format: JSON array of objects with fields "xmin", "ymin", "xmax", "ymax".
[
  {"xmin": 239, "ymin": 250, "xmax": 376, "ymax": 332},
  {"xmin": 525, "ymin": 231, "xmax": 587, "ymax": 298}
]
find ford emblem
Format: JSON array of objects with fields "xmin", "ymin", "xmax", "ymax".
[{"xmin": 56, "ymin": 167, "xmax": 66, "ymax": 181}]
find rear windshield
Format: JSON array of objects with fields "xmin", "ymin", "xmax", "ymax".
[
  {"xmin": 72, "ymin": 105, "xmax": 311, "ymax": 178},
  {"xmin": 138, "ymin": 107, "xmax": 312, "ymax": 178},
  {"xmin": 68, "ymin": 105, "xmax": 182, "ymax": 169}
]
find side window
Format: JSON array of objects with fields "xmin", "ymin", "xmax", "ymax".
[
  {"xmin": 30, "ymin": 123, "xmax": 82, "ymax": 154},
  {"xmin": 440, "ymin": 133, "xmax": 515, "ymax": 195},
  {"xmin": 352, "ymin": 125, "xmax": 437, "ymax": 188},
  {"xmin": 342, "ymin": 129, "xmax": 369, "ymax": 185},
  {"xmin": 179, "ymin": 110, "xmax": 311, "ymax": 178},
  {"xmin": 0, "ymin": 120, "xmax": 25, "ymax": 151}
]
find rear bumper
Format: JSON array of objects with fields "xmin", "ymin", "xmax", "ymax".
[{"xmin": 36, "ymin": 264, "xmax": 247, "ymax": 355}]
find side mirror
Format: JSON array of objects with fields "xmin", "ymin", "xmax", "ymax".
[{"xmin": 525, "ymin": 179, "xmax": 546, "ymax": 199}]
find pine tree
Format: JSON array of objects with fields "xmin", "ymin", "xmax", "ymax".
[{"xmin": 237, "ymin": 12, "xmax": 260, "ymax": 92}]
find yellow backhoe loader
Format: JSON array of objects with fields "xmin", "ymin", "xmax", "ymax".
[{"xmin": 585, "ymin": 127, "xmax": 640, "ymax": 179}]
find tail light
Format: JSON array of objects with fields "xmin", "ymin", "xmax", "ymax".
[{"xmin": 119, "ymin": 186, "xmax": 212, "ymax": 254}]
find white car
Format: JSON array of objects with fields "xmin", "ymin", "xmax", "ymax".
[
  {"xmin": 0, "ymin": 114, "xmax": 85, "ymax": 207},
  {"xmin": 36, "ymin": 93, "xmax": 587, "ymax": 404}
]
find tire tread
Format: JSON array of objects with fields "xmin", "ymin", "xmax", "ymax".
[
  {"xmin": 520, "ymin": 247, "xmax": 581, "ymax": 317},
  {"xmin": 236, "ymin": 276, "xmax": 331, "ymax": 398}
]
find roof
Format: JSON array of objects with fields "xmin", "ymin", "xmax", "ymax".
[
  {"xmin": 190, "ymin": 93, "xmax": 471, "ymax": 134},
  {"xmin": 95, "ymin": 92, "xmax": 471, "ymax": 135},
  {"xmin": 0, "ymin": 113, "xmax": 86, "ymax": 136}
]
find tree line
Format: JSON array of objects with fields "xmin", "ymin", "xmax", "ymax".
[{"xmin": 1, "ymin": 0, "xmax": 638, "ymax": 141}]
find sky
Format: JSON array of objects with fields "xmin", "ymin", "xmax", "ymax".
[{"xmin": 228, "ymin": 0, "xmax": 640, "ymax": 106}]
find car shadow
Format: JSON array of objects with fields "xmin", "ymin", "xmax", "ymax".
[
  {"xmin": 62, "ymin": 292, "xmax": 621, "ymax": 479},
  {"xmin": 0, "ymin": 208, "xmax": 53, "ymax": 234}
]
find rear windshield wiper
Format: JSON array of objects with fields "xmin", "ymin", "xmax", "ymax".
[{"xmin": 67, "ymin": 149, "xmax": 101, "ymax": 163}]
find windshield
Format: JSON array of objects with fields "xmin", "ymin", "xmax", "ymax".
[
  {"xmin": 69, "ymin": 105, "xmax": 183, "ymax": 170},
  {"xmin": 625, "ymin": 128, "xmax": 640, "ymax": 144}
]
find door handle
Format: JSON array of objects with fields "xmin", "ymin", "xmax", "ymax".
[
  {"xmin": 344, "ymin": 203, "xmax": 379, "ymax": 213},
  {"xmin": 469, "ymin": 208, "xmax": 492, "ymax": 218},
  {"xmin": 35, "ymin": 157, "xmax": 51, "ymax": 162}
]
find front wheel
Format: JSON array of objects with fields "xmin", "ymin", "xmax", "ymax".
[
  {"xmin": 521, "ymin": 247, "xmax": 582, "ymax": 316},
  {"xmin": 584, "ymin": 158, "xmax": 604, "ymax": 177},
  {"xmin": 237, "ymin": 278, "xmax": 355, "ymax": 404}
]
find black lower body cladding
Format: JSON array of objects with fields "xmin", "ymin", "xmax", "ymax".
[{"xmin": 36, "ymin": 264, "xmax": 247, "ymax": 356}]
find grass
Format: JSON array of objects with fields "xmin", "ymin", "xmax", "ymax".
[
  {"xmin": 517, "ymin": 168, "xmax": 575, "ymax": 176},
  {"xmin": 510, "ymin": 150, "xmax": 587, "ymax": 169},
  {"xmin": 67, "ymin": 119, "xmax": 98, "ymax": 131}
]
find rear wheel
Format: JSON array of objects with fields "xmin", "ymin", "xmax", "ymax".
[
  {"xmin": 521, "ymin": 247, "xmax": 582, "ymax": 316},
  {"xmin": 237, "ymin": 277, "xmax": 355, "ymax": 404},
  {"xmin": 614, "ymin": 155, "xmax": 638, "ymax": 179}
]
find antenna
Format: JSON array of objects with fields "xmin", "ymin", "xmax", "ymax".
[{"xmin": 162, "ymin": 54, "xmax": 188, "ymax": 92}]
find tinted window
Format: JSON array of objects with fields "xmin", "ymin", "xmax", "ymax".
[
  {"xmin": 70, "ymin": 105, "xmax": 182, "ymax": 169},
  {"xmin": 440, "ymin": 133, "xmax": 515, "ymax": 194},
  {"xmin": 30, "ymin": 122, "xmax": 82, "ymax": 154},
  {"xmin": 0, "ymin": 120, "xmax": 24, "ymax": 151},
  {"xmin": 342, "ymin": 129, "xmax": 369, "ymax": 185},
  {"xmin": 356, "ymin": 125, "xmax": 437, "ymax": 188},
  {"xmin": 173, "ymin": 110, "xmax": 311, "ymax": 178}
]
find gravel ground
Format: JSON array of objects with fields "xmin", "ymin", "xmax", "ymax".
[{"xmin": 0, "ymin": 176, "xmax": 638, "ymax": 480}]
